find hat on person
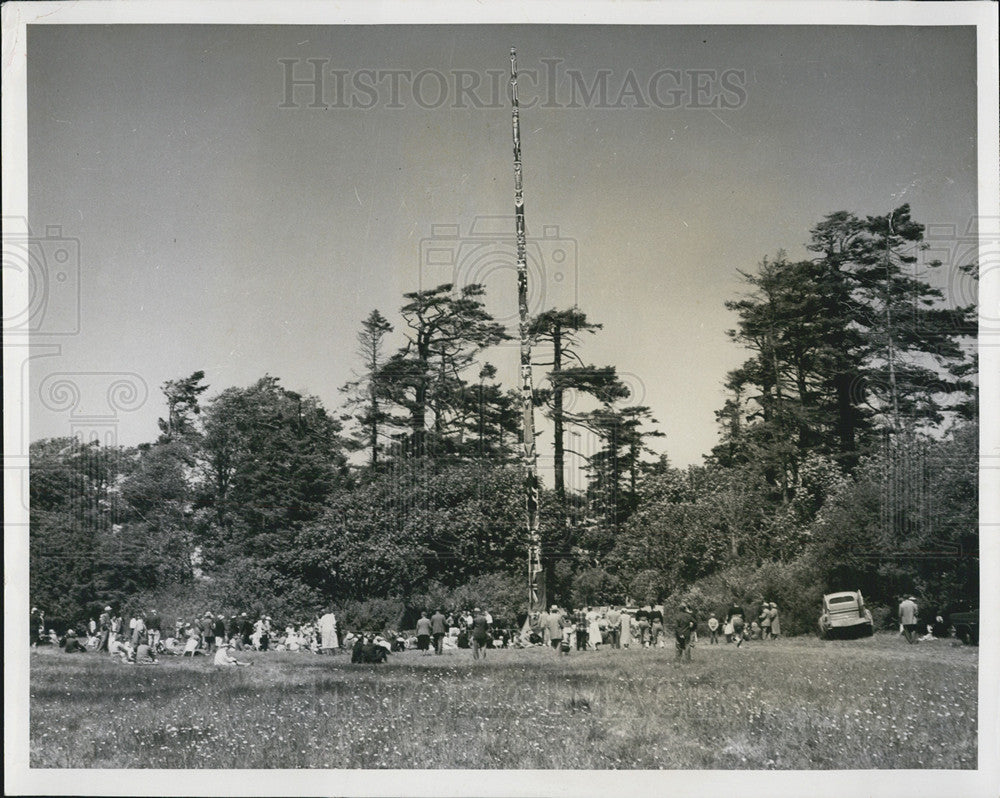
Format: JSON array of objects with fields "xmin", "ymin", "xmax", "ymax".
[
  {"xmin": 241, "ymin": 612, "xmax": 247, "ymax": 617},
  {"xmin": 909, "ymin": 596, "xmax": 917, "ymax": 601},
  {"xmin": 67, "ymin": 629, "xmax": 76, "ymax": 636},
  {"xmin": 104, "ymin": 606, "xmax": 112, "ymax": 611}
]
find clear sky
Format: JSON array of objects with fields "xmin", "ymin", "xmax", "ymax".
[{"xmin": 26, "ymin": 23, "xmax": 978, "ymax": 471}]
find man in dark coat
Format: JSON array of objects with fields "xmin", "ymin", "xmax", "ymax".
[
  {"xmin": 674, "ymin": 603, "xmax": 696, "ymax": 661},
  {"xmin": 213, "ymin": 614, "xmax": 228, "ymax": 646},
  {"xmin": 430, "ymin": 609, "xmax": 447, "ymax": 655}
]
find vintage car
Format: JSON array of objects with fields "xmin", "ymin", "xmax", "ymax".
[
  {"xmin": 818, "ymin": 590, "xmax": 874, "ymax": 638},
  {"xmin": 948, "ymin": 609, "xmax": 979, "ymax": 645}
]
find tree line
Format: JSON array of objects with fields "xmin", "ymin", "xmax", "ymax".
[{"xmin": 30, "ymin": 205, "xmax": 978, "ymax": 633}]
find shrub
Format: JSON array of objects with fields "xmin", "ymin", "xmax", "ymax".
[
  {"xmin": 338, "ymin": 598, "xmax": 405, "ymax": 635},
  {"xmin": 571, "ymin": 567, "xmax": 622, "ymax": 608}
]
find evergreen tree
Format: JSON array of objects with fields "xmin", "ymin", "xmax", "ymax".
[
  {"xmin": 340, "ymin": 310, "xmax": 394, "ymax": 469},
  {"xmin": 379, "ymin": 284, "xmax": 508, "ymax": 458}
]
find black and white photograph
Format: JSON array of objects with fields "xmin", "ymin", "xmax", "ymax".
[{"xmin": 4, "ymin": 2, "xmax": 998, "ymax": 796}]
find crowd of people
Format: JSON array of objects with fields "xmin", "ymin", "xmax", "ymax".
[
  {"xmin": 29, "ymin": 606, "xmax": 346, "ymax": 665},
  {"xmin": 522, "ymin": 600, "xmax": 780, "ymax": 659},
  {"xmin": 30, "ymin": 598, "xmax": 787, "ymax": 665}
]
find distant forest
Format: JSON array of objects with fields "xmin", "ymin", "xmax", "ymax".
[{"xmin": 30, "ymin": 205, "xmax": 979, "ymax": 635}]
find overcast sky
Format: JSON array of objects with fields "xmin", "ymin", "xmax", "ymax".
[{"xmin": 26, "ymin": 23, "xmax": 978, "ymax": 472}]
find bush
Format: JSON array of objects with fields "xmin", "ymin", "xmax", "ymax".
[
  {"xmin": 868, "ymin": 603, "xmax": 894, "ymax": 631},
  {"xmin": 338, "ymin": 598, "xmax": 405, "ymax": 635},
  {"xmin": 450, "ymin": 572, "xmax": 526, "ymax": 627},
  {"xmin": 628, "ymin": 569, "xmax": 668, "ymax": 605},
  {"xmin": 571, "ymin": 567, "xmax": 622, "ymax": 608},
  {"xmin": 663, "ymin": 556, "xmax": 827, "ymax": 637}
]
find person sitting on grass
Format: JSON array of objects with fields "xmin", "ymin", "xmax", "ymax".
[
  {"xmin": 63, "ymin": 629, "xmax": 87, "ymax": 653},
  {"xmin": 160, "ymin": 635, "xmax": 182, "ymax": 655},
  {"xmin": 352, "ymin": 634, "xmax": 388, "ymax": 664},
  {"xmin": 351, "ymin": 634, "xmax": 365, "ymax": 663},
  {"xmin": 182, "ymin": 630, "xmax": 203, "ymax": 656},
  {"xmin": 132, "ymin": 638, "xmax": 159, "ymax": 665},
  {"xmin": 108, "ymin": 633, "xmax": 133, "ymax": 663},
  {"xmin": 214, "ymin": 640, "xmax": 253, "ymax": 667}
]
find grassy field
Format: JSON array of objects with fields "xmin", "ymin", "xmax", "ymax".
[{"xmin": 29, "ymin": 634, "xmax": 977, "ymax": 769}]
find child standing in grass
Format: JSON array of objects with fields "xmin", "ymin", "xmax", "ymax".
[{"xmin": 707, "ymin": 613, "xmax": 719, "ymax": 644}]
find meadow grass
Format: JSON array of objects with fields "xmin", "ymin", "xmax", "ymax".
[{"xmin": 29, "ymin": 634, "xmax": 976, "ymax": 769}]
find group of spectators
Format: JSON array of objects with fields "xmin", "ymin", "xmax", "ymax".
[
  {"xmin": 29, "ymin": 605, "xmax": 346, "ymax": 665},
  {"xmin": 524, "ymin": 600, "xmax": 780, "ymax": 658},
  {"xmin": 32, "ymin": 599, "xmax": 785, "ymax": 665},
  {"xmin": 706, "ymin": 601, "xmax": 782, "ymax": 647},
  {"xmin": 897, "ymin": 595, "xmax": 951, "ymax": 643}
]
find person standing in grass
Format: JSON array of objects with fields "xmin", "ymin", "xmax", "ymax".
[
  {"xmin": 620, "ymin": 609, "xmax": 632, "ymax": 648},
  {"xmin": 649, "ymin": 605, "xmax": 664, "ymax": 648},
  {"xmin": 726, "ymin": 602, "xmax": 746, "ymax": 648},
  {"xmin": 319, "ymin": 609, "xmax": 339, "ymax": 654},
  {"xmin": 546, "ymin": 606, "xmax": 563, "ymax": 651},
  {"xmin": 707, "ymin": 613, "xmax": 719, "ymax": 644},
  {"xmin": 674, "ymin": 603, "xmax": 696, "ymax": 661},
  {"xmin": 768, "ymin": 603, "xmax": 781, "ymax": 640},
  {"xmin": 98, "ymin": 606, "xmax": 112, "ymax": 652},
  {"xmin": 538, "ymin": 607, "xmax": 551, "ymax": 646},
  {"xmin": 415, "ymin": 611, "xmax": 433, "ymax": 655},
  {"xmin": 145, "ymin": 608, "xmax": 162, "ymax": 652},
  {"xmin": 199, "ymin": 612, "xmax": 213, "ymax": 652},
  {"xmin": 899, "ymin": 596, "xmax": 919, "ymax": 643},
  {"xmin": 635, "ymin": 606, "xmax": 650, "ymax": 647},
  {"xmin": 131, "ymin": 614, "xmax": 147, "ymax": 649},
  {"xmin": 560, "ymin": 611, "xmax": 574, "ymax": 654},
  {"xmin": 213, "ymin": 614, "xmax": 227, "ymax": 648},
  {"xmin": 606, "ymin": 605, "xmax": 621, "ymax": 649},
  {"xmin": 471, "ymin": 608, "xmax": 490, "ymax": 660},
  {"xmin": 759, "ymin": 604, "xmax": 772, "ymax": 640},
  {"xmin": 574, "ymin": 609, "xmax": 588, "ymax": 651},
  {"xmin": 430, "ymin": 608, "xmax": 447, "ymax": 654}
]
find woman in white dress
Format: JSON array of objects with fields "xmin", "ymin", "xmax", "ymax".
[
  {"xmin": 620, "ymin": 611, "xmax": 632, "ymax": 648},
  {"xmin": 318, "ymin": 611, "xmax": 339, "ymax": 653},
  {"xmin": 586, "ymin": 608, "xmax": 603, "ymax": 650}
]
